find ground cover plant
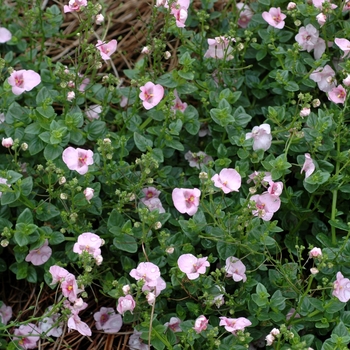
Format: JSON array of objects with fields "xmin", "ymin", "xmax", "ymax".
[{"xmin": 1, "ymin": 0, "xmax": 350, "ymax": 349}]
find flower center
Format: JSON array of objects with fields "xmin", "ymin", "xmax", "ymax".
[
  {"xmin": 273, "ymin": 15, "xmax": 281, "ymax": 23},
  {"xmin": 15, "ymin": 75, "xmax": 24, "ymax": 87}
]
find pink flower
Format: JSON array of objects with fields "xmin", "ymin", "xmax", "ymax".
[
  {"xmin": 300, "ymin": 107, "xmax": 311, "ymax": 117},
  {"xmin": 333, "ymin": 272, "xmax": 350, "ymax": 303},
  {"xmin": 262, "ymin": 7, "xmax": 286, "ymax": 29},
  {"xmin": 287, "ymin": 2, "xmax": 296, "ymax": 10},
  {"xmin": 64, "ymin": 0, "xmax": 88, "ymax": 13},
  {"xmin": 117, "ymin": 295, "xmax": 136, "ymax": 315},
  {"xmin": 343, "ymin": 75, "xmax": 350, "ymax": 87},
  {"xmin": 312, "ymin": 0, "xmax": 337, "ymax": 10},
  {"xmin": 8, "ymin": 69, "xmax": 41, "ymax": 95},
  {"xmin": 0, "ymin": 27, "xmax": 11, "ymax": 43},
  {"xmin": 85, "ymin": 104, "xmax": 102, "ymax": 120},
  {"xmin": 309, "ymin": 65, "xmax": 336, "ymax": 92},
  {"xmin": 309, "ymin": 247, "xmax": 322, "ymax": 258},
  {"xmin": 250, "ymin": 193, "xmax": 281, "ymax": 221},
  {"xmin": 211, "ymin": 168, "xmax": 241, "ymax": 194},
  {"xmin": 295, "ymin": 24, "xmax": 325, "ymax": 59},
  {"xmin": 172, "ymin": 90, "xmax": 188, "ymax": 112},
  {"xmin": 62, "ymin": 147, "xmax": 94, "ymax": 175},
  {"xmin": 96, "ymin": 39, "xmax": 118, "ymax": 60},
  {"xmin": 13, "ymin": 324, "xmax": 40, "ymax": 349},
  {"xmin": 171, "ymin": 7, "xmax": 188, "ymax": 28},
  {"xmin": 266, "ymin": 333, "xmax": 275, "ymax": 346},
  {"xmin": 204, "ymin": 36, "xmax": 235, "ymax": 60},
  {"xmin": 25, "ymin": 239, "xmax": 52, "ymax": 266},
  {"xmin": 146, "ymin": 292, "xmax": 156, "ymax": 305},
  {"xmin": 193, "ymin": 315, "xmax": 208, "ymax": 334},
  {"xmin": 225, "ymin": 256, "xmax": 247, "ymax": 282},
  {"xmin": 172, "ymin": 188, "xmax": 201, "ymax": 216},
  {"xmin": 142, "ymin": 187, "xmax": 161, "ymax": 199},
  {"xmin": 247, "ymin": 171, "xmax": 272, "ymax": 188},
  {"xmin": 237, "ymin": 3, "xmax": 253, "ymax": 28},
  {"xmin": 83, "ymin": 187, "xmax": 94, "ymax": 202},
  {"xmin": 328, "ymin": 85, "xmax": 347, "ymax": 104},
  {"xmin": 61, "ymin": 273, "xmax": 80, "ymax": 302},
  {"xmin": 67, "ymin": 91, "xmax": 75, "ymax": 101},
  {"xmin": 245, "ymin": 124, "xmax": 272, "ymax": 151},
  {"xmin": 49, "ymin": 265, "xmax": 69, "ymax": 285},
  {"xmin": 316, "ymin": 13, "xmax": 327, "ymax": 27},
  {"xmin": 38, "ymin": 307, "xmax": 63, "ymax": 337},
  {"xmin": 129, "ymin": 330, "xmax": 149, "ymax": 350},
  {"xmin": 184, "ymin": 151, "xmax": 213, "ymax": 169},
  {"xmin": 68, "ymin": 313, "xmax": 92, "ymax": 336},
  {"xmin": 267, "ymin": 181, "xmax": 283, "ymax": 196},
  {"xmin": 130, "ymin": 262, "xmax": 161, "ymax": 287},
  {"xmin": 95, "ymin": 14, "xmax": 104, "ymax": 25},
  {"xmin": 94, "ymin": 307, "xmax": 123, "ymax": 333},
  {"xmin": 78, "ymin": 75, "xmax": 90, "ymax": 92},
  {"xmin": 141, "ymin": 197, "xmax": 165, "ymax": 213},
  {"xmin": 0, "ymin": 303, "xmax": 12, "ymax": 325},
  {"xmin": 2, "ymin": 137, "xmax": 13, "ymax": 148},
  {"xmin": 139, "ymin": 82, "xmax": 164, "ymax": 110},
  {"xmin": 164, "ymin": 317, "xmax": 182, "ymax": 332},
  {"xmin": 73, "ymin": 232, "xmax": 102, "ymax": 258},
  {"xmin": 142, "ymin": 276, "xmax": 166, "ymax": 296},
  {"xmin": 219, "ymin": 317, "xmax": 252, "ymax": 334},
  {"xmin": 335, "ymin": 38, "xmax": 350, "ymax": 58},
  {"xmin": 177, "ymin": 253, "xmax": 210, "ymax": 280}
]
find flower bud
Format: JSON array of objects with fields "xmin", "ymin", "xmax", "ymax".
[
  {"xmin": 2, "ymin": 137, "xmax": 13, "ymax": 148},
  {"xmin": 67, "ymin": 91, "xmax": 75, "ymax": 101},
  {"xmin": 84, "ymin": 187, "xmax": 94, "ymax": 202},
  {"xmin": 95, "ymin": 14, "xmax": 104, "ymax": 25}
]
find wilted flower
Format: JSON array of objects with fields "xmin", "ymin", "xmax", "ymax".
[
  {"xmin": 94, "ymin": 307, "xmax": 123, "ymax": 333},
  {"xmin": 0, "ymin": 303, "xmax": 12, "ymax": 325},
  {"xmin": 68, "ymin": 313, "xmax": 92, "ymax": 336},
  {"xmin": 204, "ymin": 36, "xmax": 235, "ymax": 60},
  {"xmin": 301, "ymin": 153, "xmax": 315, "ymax": 178},
  {"xmin": 85, "ymin": 104, "xmax": 102, "ymax": 120},
  {"xmin": 164, "ymin": 317, "xmax": 182, "ymax": 332},
  {"xmin": 184, "ymin": 151, "xmax": 213, "ymax": 169}
]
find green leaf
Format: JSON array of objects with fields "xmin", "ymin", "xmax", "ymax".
[
  {"xmin": 113, "ymin": 234, "xmax": 138, "ymax": 253},
  {"xmin": 20, "ymin": 177, "xmax": 33, "ymax": 196},
  {"xmin": 27, "ymin": 266, "xmax": 37, "ymax": 283},
  {"xmin": 17, "ymin": 208, "xmax": 34, "ymax": 224},
  {"xmin": 35, "ymin": 201, "xmax": 60, "ymax": 221},
  {"xmin": 108, "ymin": 209, "xmax": 125, "ymax": 228},
  {"xmin": 44, "ymin": 144, "xmax": 63, "ymax": 161},
  {"xmin": 134, "ymin": 132, "xmax": 153, "ymax": 152},
  {"xmin": 86, "ymin": 120, "xmax": 106, "ymax": 140}
]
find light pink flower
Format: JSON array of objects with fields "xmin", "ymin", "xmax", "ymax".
[
  {"xmin": 62, "ymin": 147, "xmax": 94, "ymax": 175},
  {"xmin": 247, "ymin": 171, "xmax": 272, "ymax": 188},
  {"xmin": 219, "ymin": 317, "xmax": 252, "ymax": 334},
  {"xmin": 309, "ymin": 65, "xmax": 336, "ymax": 92},
  {"xmin": 49, "ymin": 265, "xmax": 69, "ymax": 285},
  {"xmin": 287, "ymin": 2, "xmax": 296, "ymax": 10},
  {"xmin": 164, "ymin": 317, "xmax": 182, "ymax": 332},
  {"xmin": 309, "ymin": 247, "xmax": 322, "ymax": 258},
  {"xmin": 172, "ymin": 90, "xmax": 188, "ymax": 112},
  {"xmin": 267, "ymin": 181, "xmax": 283, "ymax": 196},
  {"xmin": 25, "ymin": 239, "xmax": 52, "ymax": 266},
  {"xmin": 85, "ymin": 104, "xmax": 102, "ymax": 120},
  {"xmin": 141, "ymin": 197, "xmax": 165, "ymax": 213},
  {"xmin": 295, "ymin": 24, "xmax": 325, "ymax": 59},
  {"xmin": 67, "ymin": 91, "xmax": 75, "ymax": 101},
  {"xmin": 211, "ymin": 168, "xmax": 241, "ymax": 194},
  {"xmin": 225, "ymin": 256, "xmax": 247, "ymax": 282},
  {"xmin": 8, "ymin": 69, "xmax": 41, "ymax": 95},
  {"xmin": 13, "ymin": 324, "xmax": 40, "ymax": 349},
  {"xmin": 64, "ymin": 0, "xmax": 88, "ymax": 13},
  {"xmin": 343, "ymin": 75, "xmax": 350, "ymax": 87},
  {"xmin": 333, "ymin": 272, "xmax": 350, "ymax": 303},
  {"xmin": 68, "ymin": 313, "xmax": 92, "ymax": 336},
  {"xmin": 129, "ymin": 330, "xmax": 149, "ymax": 350},
  {"xmin": 61, "ymin": 273, "xmax": 80, "ymax": 302},
  {"xmin": 344, "ymin": 1, "xmax": 350, "ymax": 11},
  {"xmin": 0, "ymin": 27, "xmax": 11, "ymax": 43},
  {"xmin": 73, "ymin": 232, "xmax": 102, "ymax": 258},
  {"xmin": 130, "ymin": 262, "xmax": 161, "ymax": 287},
  {"xmin": 300, "ymin": 107, "xmax": 311, "ymax": 117},
  {"xmin": 38, "ymin": 307, "xmax": 63, "ymax": 337},
  {"xmin": 63, "ymin": 298, "xmax": 87, "ymax": 314},
  {"xmin": 237, "ymin": 3, "xmax": 253, "ymax": 28},
  {"xmin": 171, "ymin": 7, "xmax": 188, "ymax": 27},
  {"xmin": 95, "ymin": 14, "xmax": 104, "ymax": 25},
  {"xmin": 0, "ymin": 177, "xmax": 10, "ymax": 198},
  {"xmin": 193, "ymin": 315, "xmax": 208, "ymax": 334},
  {"xmin": 266, "ymin": 333, "xmax": 275, "ymax": 346},
  {"xmin": 204, "ymin": 36, "xmax": 235, "ymax": 60},
  {"xmin": 141, "ymin": 46, "xmax": 151, "ymax": 54},
  {"xmin": 177, "ymin": 253, "xmax": 210, "ymax": 280},
  {"xmin": 328, "ymin": 85, "xmax": 347, "ymax": 104},
  {"xmin": 245, "ymin": 123, "xmax": 272, "ymax": 151},
  {"xmin": 262, "ymin": 7, "xmax": 286, "ymax": 29},
  {"xmin": 139, "ymin": 82, "xmax": 164, "ymax": 110},
  {"xmin": 96, "ymin": 39, "xmax": 118, "ymax": 60},
  {"xmin": 78, "ymin": 75, "xmax": 90, "ymax": 92},
  {"xmin": 0, "ymin": 303, "xmax": 12, "ymax": 325},
  {"xmin": 172, "ymin": 188, "xmax": 201, "ymax": 216},
  {"xmin": 184, "ymin": 151, "xmax": 213, "ymax": 169},
  {"xmin": 312, "ymin": 0, "xmax": 337, "ymax": 10},
  {"xmin": 94, "ymin": 307, "xmax": 123, "ymax": 333},
  {"xmin": 122, "ymin": 284, "xmax": 131, "ymax": 295},
  {"xmin": 83, "ymin": 187, "xmax": 94, "ymax": 202},
  {"xmin": 316, "ymin": 13, "xmax": 327, "ymax": 27},
  {"xmin": 2, "ymin": 137, "xmax": 13, "ymax": 148},
  {"xmin": 250, "ymin": 193, "xmax": 281, "ymax": 221},
  {"xmin": 142, "ymin": 187, "xmax": 160, "ymax": 200},
  {"xmin": 335, "ymin": 38, "xmax": 350, "ymax": 59},
  {"xmin": 142, "ymin": 276, "xmax": 166, "ymax": 296},
  {"xmin": 117, "ymin": 295, "xmax": 136, "ymax": 315},
  {"xmin": 146, "ymin": 292, "xmax": 156, "ymax": 305}
]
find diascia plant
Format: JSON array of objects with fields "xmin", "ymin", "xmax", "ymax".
[{"xmin": 1, "ymin": 0, "xmax": 350, "ymax": 349}]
